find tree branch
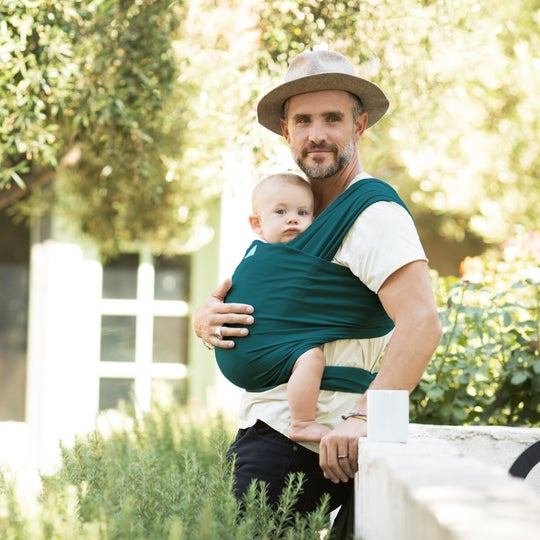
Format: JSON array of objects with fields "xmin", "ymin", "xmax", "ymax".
[
  {"xmin": 0, "ymin": 169, "xmax": 56, "ymax": 211},
  {"xmin": 0, "ymin": 146, "xmax": 81, "ymax": 211}
]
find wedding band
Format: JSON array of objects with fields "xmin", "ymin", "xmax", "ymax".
[
  {"xmin": 214, "ymin": 326, "xmax": 223, "ymax": 340},
  {"xmin": 338, "ymin": 454, "xmax": 348, "ymax": 459}
]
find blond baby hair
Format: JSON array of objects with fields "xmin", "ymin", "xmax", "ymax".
[{"xmin": 252, "ymin": 172, "xmax": 312, "ymax": 213}]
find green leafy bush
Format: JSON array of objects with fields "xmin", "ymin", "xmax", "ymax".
[
  {"xmin": 1, "ymin": 403, "xmax": 331, "ymax": 539},
  {"xmin": 411, "ymin": 231, "xmax": 540, "ymax": 426}
]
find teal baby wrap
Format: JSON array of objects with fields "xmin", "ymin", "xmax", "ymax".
[{"xmin": 215, "ymin": 178, "xmax": 410, "ymax": 394}]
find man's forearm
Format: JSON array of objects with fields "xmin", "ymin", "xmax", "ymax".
[{"xmin": 352, "ymin": 312, "xmax": 442, "ymax": 412}]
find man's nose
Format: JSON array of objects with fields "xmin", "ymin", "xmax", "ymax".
[{"xmin": 308, "ymin": 120, "xmax": 327, "ymax": 143}]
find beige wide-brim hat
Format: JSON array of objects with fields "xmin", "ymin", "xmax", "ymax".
[{"xmin": 257, "ymin": 50, "xmax": 389, "ymax": 135}]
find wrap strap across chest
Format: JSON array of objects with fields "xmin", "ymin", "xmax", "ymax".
[{"xmin": 215, "ymin": 178, "xmax": 410, "ymax": 393}]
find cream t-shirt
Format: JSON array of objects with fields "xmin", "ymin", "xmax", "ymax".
[{"xmin": 236, "ymin": 174, "xmax": 427, "ymax": 453}]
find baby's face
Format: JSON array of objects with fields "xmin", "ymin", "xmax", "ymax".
[{"xmin": 256, "ymin": 183, "xmax": 314, "ymax": 244}]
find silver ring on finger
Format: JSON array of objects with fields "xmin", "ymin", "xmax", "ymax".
[
  {"xmin": 214, "ymin": 326, "xmax": 223, "ymax": 340},
  {"xmin": 337, "ymin": 454, "xmax": 349, "ymax": 460}
]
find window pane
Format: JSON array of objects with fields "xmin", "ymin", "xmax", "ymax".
[
  {"xmin": 0, "ymin": 265, "xmax": 28, "ymax": 420},
  {"xmin": 0, "ymin": 212, "xmax": 29, "ymax": 421},
  {"xmin": 102, "ymin": 253, "xmax": 138, "ymax": 299},
  {"xmin": 153, "ymin": 317, "xmax": 188, "ymax": 364},
  {"xmin": 154, "ymin": 255, "xmax": 190, "ymax": 301},
  {"xmin": 99, "ymin": 378, "xmax": 134, "ymax": 411},
  {"xmin": 100, "ymin": 316, "xmax": 136, "ymax": 362},
  {"xmin": 151, "ymin": 378, "xmax": 187, "ymax": 406}
]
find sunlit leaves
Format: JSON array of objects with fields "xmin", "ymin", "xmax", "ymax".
[
  {"xmin": 3, "ymin": 0, "xmax": 540, "ymax": 256},
  {"xmin": 411, "ymin": 243, "xmax": 540, "ymax": 426},
  {"xmin": 256, "ymin": 0, "xmax": 540, "ymax": 244}
]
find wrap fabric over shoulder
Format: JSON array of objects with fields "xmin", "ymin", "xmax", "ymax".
[{"xmin": 215, "ymin": 178, "xmax": 411, "ymax": 393}]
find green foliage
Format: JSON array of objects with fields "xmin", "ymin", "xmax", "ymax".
[
  {"xmin": 0, "ymin": 404, "xmax": 331, "ymax": 539},
  {"xmin": 411, "ymin": 233, "xmax": 540, "ymax": 426},
  {"xmin": 0, "ymin": 470, "xmax": 27, "ymax": 540},
  {"xmin": 1, "ymin": 0, "xmax": 216, "ymax": 258},
  {"xmin": 4, "ymin": 1, "xmax": 540, "ymax": 256},
  {"xmin": 256, "ymin": 0, "xmax": 540, "ymax": 245},
  {"xmin": 53, "ymin": 0, "xmax": 200, "ymax": 257},
  {"xmin": 0, "ymin": 0, "xmax": 77, "ymax": 187}
]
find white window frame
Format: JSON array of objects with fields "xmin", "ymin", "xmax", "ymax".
[{"xmin": 98, "ymin": 248, "xmax": 189, "ymax": 412}]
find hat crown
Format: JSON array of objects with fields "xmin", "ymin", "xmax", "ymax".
[
  {"xmin": 257, "ymin": 49, "xmax": 389, "ymax": 135},
  {"xmin": 285, "ymin": 51, "xmax": 357, "ymax": 83}
]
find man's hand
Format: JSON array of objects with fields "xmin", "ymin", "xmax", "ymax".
[
  {"xmin": 319, "ymin": 417, "xmax": 367, "ymax": 483},
  {"xmin": 191, "ymin": 278, "xmax": 254, "ymax": 349}
]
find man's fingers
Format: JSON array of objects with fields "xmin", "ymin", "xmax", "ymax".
[
  {"xmin": 211, "ymin": 279, "xmax": 254, "ymax": 316},
  {"xmin": 320, "ymin": 440, "xmax": 351, "ymax": 483},
  {"xmin": 210, "ymin": 320, "xmax": 251, "ymax": 348},
  {"xmin": 217, "ymin": 318, "xmax": 253, "ymax": 333},
  {"xmin": 192, "ymin": 278, "xmax": 254, "ymax": 348},
  {"xmin": 211, "ymin": 277, "xmax": 233, "ymax": 302},
  {"xmin": 219, "ymin": 303, "xmax": 255, "ymax": 318},
  {"xmin": 319, "ymin": 426, "xmax": 360, "ymax": 483}
]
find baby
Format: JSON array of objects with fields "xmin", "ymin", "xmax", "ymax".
[{"xmin": 220, "ymin": 172, "xmax": 329, "ymax": 442}]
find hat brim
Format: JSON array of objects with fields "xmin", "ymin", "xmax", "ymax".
[{"xmin": 257, "ymin": 73, "xmax": 389, "ymax": 135}]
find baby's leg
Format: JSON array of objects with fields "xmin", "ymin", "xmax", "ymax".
[{"xmin": 288, "ymin": 347, "xmax": 330, "ymax": 442}]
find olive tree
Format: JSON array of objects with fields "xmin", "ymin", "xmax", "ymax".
[{"xmin": 1, "ymin": 0, "xmax": 209, "ymax": 257}]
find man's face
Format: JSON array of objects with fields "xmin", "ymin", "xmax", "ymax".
[{"xmin": 281, "ymin": 90, "xmax": 366, "ymax": 181}]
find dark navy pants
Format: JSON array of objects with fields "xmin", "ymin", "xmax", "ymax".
[{"xmin": 226, "ymin": 419, "xmax": 353, "ymax": 514}]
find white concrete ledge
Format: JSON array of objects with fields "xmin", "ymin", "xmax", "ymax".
[
  {"xmin": 405, "ymin": 424, "xmax": 540, "ymax": 492},
  {"xmin": 355, "ymin": 424, "xmax": 540, "ymax": 540}
]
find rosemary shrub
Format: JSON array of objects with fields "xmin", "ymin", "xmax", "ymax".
[{"xmin": 1, "ymin": 404, "xmax": 331, "ymax": 539}]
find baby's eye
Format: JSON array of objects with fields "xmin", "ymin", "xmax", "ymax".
[
  {"xmin": 299, "ymin": 210, "xmax": 310, "ymax": 216},
  {"xmin": 276, "ymin": 209, "xmax": 286, "ymax": 215}
]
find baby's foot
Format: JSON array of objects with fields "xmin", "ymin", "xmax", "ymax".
[{"xmin": 289, "ymin": 420, "xmax": 331, "ymax": 442}]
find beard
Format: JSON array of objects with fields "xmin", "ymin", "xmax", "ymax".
[{"xmin": 293, "ymin": 135, "xmax": 356, "ymax": 180}]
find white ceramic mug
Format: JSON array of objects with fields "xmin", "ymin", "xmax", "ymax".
[{"xmin": 367, "ymin": 389, "xmax": 409, "ymax": 443}]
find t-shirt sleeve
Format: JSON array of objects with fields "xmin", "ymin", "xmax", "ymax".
[{"xmin": 333, "ymin": 201, "xmax": 427, "ymax": 293}]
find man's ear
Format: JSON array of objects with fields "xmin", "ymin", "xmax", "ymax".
[
  {"xmin": 355, "ymin": 111, "xmax": 369, "ymax": 141},
  {"xmin": 280, "ymin": 118, "xmax": 290, "ymax": 143},
  {"xmin": 248, "ymin": 214, "xmax": 262, "ymax": 235}
]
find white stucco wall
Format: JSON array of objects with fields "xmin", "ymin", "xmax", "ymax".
[{"xmin": 355, "ymin": 424, "xmax": 540, "ymax": 540}]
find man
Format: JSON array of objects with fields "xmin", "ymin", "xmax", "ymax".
[{"xmin": 192, "ymin": 50, "xmax": 442, "ymax": 531}]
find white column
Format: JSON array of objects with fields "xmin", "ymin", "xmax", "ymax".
[{"xmin": 26, "ymin": 240, "xmax": 101, "ymax": 472}]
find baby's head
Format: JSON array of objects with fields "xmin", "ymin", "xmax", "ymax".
[{"xmin": 249, "ymin": 173, "xmax": 314, "ymax": 244}]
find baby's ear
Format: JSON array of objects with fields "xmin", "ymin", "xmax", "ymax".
[{"xmin": 248, "ymin": 214, "xmax": 262, "ymax": 235}]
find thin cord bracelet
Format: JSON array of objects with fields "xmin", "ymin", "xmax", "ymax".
[
  {"xmin": 341, "ymin": 411, "xmax": 367, "ymax": 421},
  {"xmin": 201, "ymin": 339, "xmax": 214, "ymax": 350}
]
